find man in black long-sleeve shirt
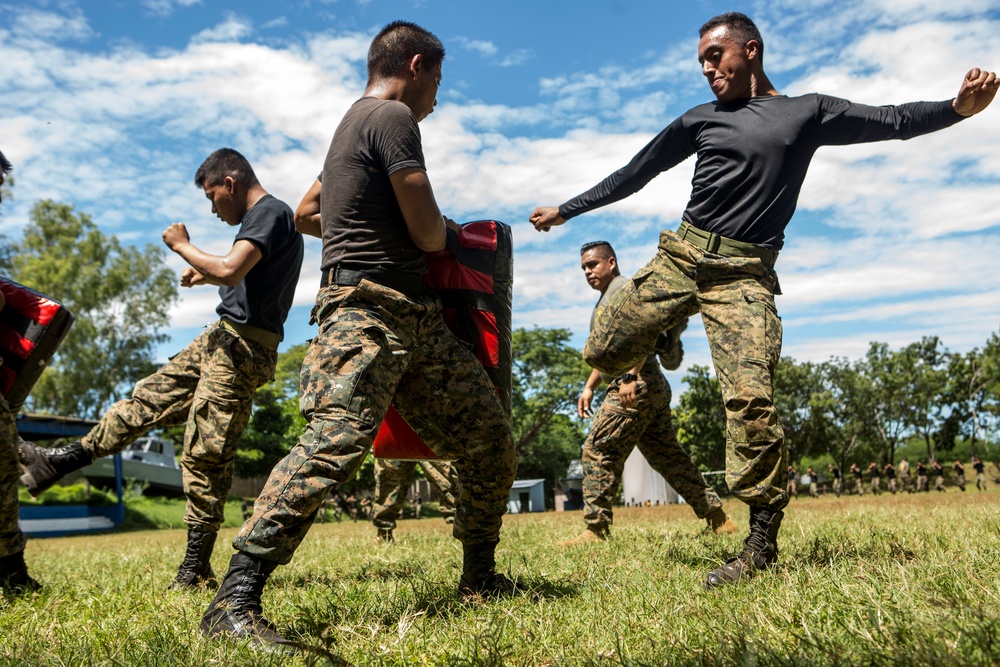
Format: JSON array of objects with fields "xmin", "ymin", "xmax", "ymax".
[{"xmin": 530, "ymin": 11, "xmax": 997, "ymax": 588}]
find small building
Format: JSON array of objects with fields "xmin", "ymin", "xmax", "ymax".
[
  {"xmin": 556, "ymin": 459, "xmax": 584, "ymax": 511},
  {"xmin": 507, "ymin": 479, "xmax": 545, "ymax": 514}
]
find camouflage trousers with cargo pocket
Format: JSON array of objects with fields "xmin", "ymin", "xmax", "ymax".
[
  {"xmin": 583, "ymin": 228, "xmax": 788, "ymax": 511},
  {"xmin": 372, "ymin": 458, "xmax": 459, "ymax": 530},
  {"xmin": 582, "ymin": 369, "xmax": 722, "ymax": 531},
  {"xmin": 0, "ymin": 395, "xmax": 27, "ymax": 558},
  {"xmin": 81, "ymin": 322, "xmax": 276, "ymax": 532},
  {"xmin": 234, "ymin": 281, "xmax": 517, "ymax": 564}
]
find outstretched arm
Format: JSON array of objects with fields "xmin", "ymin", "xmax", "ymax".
[{"xmin": 952, "ymin": 68, "xmax": 998, "ymax": 117}]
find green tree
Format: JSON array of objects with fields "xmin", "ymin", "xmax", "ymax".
[
  {"xmin": 950, "ymin": 331, "xmax": 1000, "ymax": 457},
  {"xmin": 511, "ymin": 327, "xmax": 591, "ymax": 504},
  {"xmin": 8, "ymin": 200, "xmax": 177, "ymax": 418},
  {"xmin": 864, "ymin": 342, "xmax": 912, "ymax": 465},
  {"xmin": 813, "ymin": 357, "xmax": 877, "ymax": 472},
  {"xmin": 674, "ymin": 364, "xmax": 726, "ymax": 471},
  {"xmin": 773, "ymin": 357, "xmax": 827, "ymax": 465},
  {"xmin": 899, "ymin": 336, "xmax": 952, "ymax": 460}
]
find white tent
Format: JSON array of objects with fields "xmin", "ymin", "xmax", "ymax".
[{"xmin": 621, "ymin": 448, "xmax": 682, "ymax": 506}]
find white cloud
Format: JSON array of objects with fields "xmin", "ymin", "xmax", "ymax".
[
  {"xmin": 142, "ymin": 0, "xmax": 202, "ymax": 18},
  {"xmin": 190, "ymin": 14, "xmax": 254, "ymax": 44}
]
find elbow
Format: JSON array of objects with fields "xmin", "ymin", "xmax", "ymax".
[{"xmin": 413, "ymin": 229, "xmax": 446, "ymax": 253}]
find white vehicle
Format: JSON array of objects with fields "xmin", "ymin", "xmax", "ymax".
[{"xmin": 82, "ymin": 436, "xmax": 183, "ymax": 497}]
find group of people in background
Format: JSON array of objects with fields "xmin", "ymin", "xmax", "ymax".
[{"xmin": 786, "ymin": 456, "xmax": 991, "ymax": 498}]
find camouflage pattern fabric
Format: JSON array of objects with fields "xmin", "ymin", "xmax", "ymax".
[
  {"xmin": 235, "ymin": 281, "xmax": 516, "ymax": 564},
  {"xmin": 372, "ymin": 458, "xmax": 459, "ymax": 530},
  {"xmin": 0, "ymin": 395, "xmax": 26, "ymax": 558},
  {"xmin": 582, "ymin": 368, "xmax": 723, "ymax": 531},
  {"xmin": 583, "ymin": 229, "xmax": 787, "ymax": 511},
  {"xmin": 82, "ymin": 323, "xmax": 276, "ymax": 532}
]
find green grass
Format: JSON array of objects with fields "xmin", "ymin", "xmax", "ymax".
[{"xmin": 2, "ymin": 490, "xmax": 1000, "ymax": 665}]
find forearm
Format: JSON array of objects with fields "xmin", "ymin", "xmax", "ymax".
[{"xmin": 173, "ymin": 243, "xmax": 243, "ymax": 286}]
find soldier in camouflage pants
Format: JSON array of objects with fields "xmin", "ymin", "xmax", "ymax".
[
  {"xmin": 563, "ymin": 241, "xmax": 734, "ymax": 546},
  {"xmin": 372, "ymin": 458, "xmax": 458, "ymax": 542},
  {"xmin": 0, "ymin": 392, "xmax": 35, "ymax": 593},
  {"xmin": 233, "ymin": 281, "xmax": 516, "ymax": 564}
]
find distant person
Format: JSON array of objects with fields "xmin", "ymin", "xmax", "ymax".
[
  {"xmin": 412, "ymin": 491, "xmax": 422, "ymax": 519},
  {"xmin": 850, "ymin": 463, "xmax": 864, "ymax": 496},
  {"xmin": 828, "ymin": 464, "xmax": 842, "ymax": 497},
  {"xmin": 18, "ymin": 148, "xmax": 304, "ymax": 591},
  {"xmin": 916, "ymin": 460, "xmax": 929, "ymax": 492},
  {"xmin": 973, "ymin": 456, "xmax": 987, "ymax": 491},
  {"xmin": 932, "ymin": 460, "xmax": 946, "ymax": 492},
  {"xmin": 807, "ymin": 466, "xmax": 818, "ymax": 498},
  {"xmin": 529, "ymin": 10, "xmax": 997, "ymax": 588},
  {"xmin": 241, "ymin": 498, "xmax": 253, "ymax": 522},
  {"xmin": 867, "ymin": 461, "xmax": 881, "ymax": 495},
  {"xmin": 560, "ymin": 241, "xmax": 735, "ymax": 547},
  {"xmin": 786, "ymin": 465, "xmax": 798, "ymax": 498},
  {"xmin": 953, "ymin": 460, "xmax": 966, "ymax": 492},
  {"xmin": 372, "ymin": 459, "xmax": 457, "ymax": 542},
  {"xmin": 883, "ymin": 461, "xmax": 897, "ymax": 494},
  {"xmin": 898, "ymin": 457, "xmax": 912, "ymax": 493}
]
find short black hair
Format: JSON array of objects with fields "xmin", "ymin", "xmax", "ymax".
[
  {"xmin": 0, "ymin": 150, "xmax": 11, "ymax": 175},
  {"xmin": 699, "ymin": 12, "xmax": 764, "ymax": 63},
  {"xmin": 367, "ymin": 20, "xmax": 445, "ymax": 82},
  {"xmin": 194, "ymin": 148, "xmax": 259, "ymax": 189},
  {"xmin": 580, "ymin": 240, "xmax": 616, "ymax": 260}
]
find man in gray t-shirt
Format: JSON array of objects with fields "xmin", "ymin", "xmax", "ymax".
[{"xmin": 560, "ymin": 241, "xmax": 735, "ymax": 547}]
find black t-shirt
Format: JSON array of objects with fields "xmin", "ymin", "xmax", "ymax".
[
  {"xmin": 917, "ymin": 463, "xmax": 927, "ymax": 475},
  {"xmin": 885, "ymin": 466, "xmax": 896, "ymax": 479},
  {"xmin": 830, "ymin": 467, "xmax": 841, "ymax": 480},
  {"xmin": 954, "ymin": 463, "xmax": 964, "ymax": 474},
  {"xmin": 974, "ymin": 460, "xmax": 985, "ymax": 474},
  {"xmin": 560, "ymin": 95, "xmax": 963, "ymax": 249},
  {"xmin": 217, "ymin": 195, "xmax": 303, "ymax": 338},
  {"xmin": 809, "ymin": 471, "xmax": 818, "ymax": 483},
  {"xmin": 869, "ymin": 466, "xmax": 880, "ymax": 478},
  {"xmin": 320, "ymin": 97, "xmax": 428, "ymax": 274},
  {"xmin": 933, "ymin": 464, "xmax": 944, "ymax": 477}
]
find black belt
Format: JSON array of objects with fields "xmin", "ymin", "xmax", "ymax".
[{"xmin": 321, "ymin": 265, "xmax": 425, "ymax": 300}]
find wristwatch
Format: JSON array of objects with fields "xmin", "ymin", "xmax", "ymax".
[{"xmin": 620, "ymin": 372, "xmax": 637, "ymax": 383}]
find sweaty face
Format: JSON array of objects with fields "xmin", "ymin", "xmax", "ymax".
[
  {"xmin": 203, "ymin": 178, "xmax": 241, "ymax": 226},
  {"xmin": 698, "ymin": 26, "xmax": 753, "ymax": 103},
  {"xmin": 415, "ymin": 62, "xmax": 441, "ymax": 122},
  {"xmin": 581, "ymin": 248, "xmax": 617, "ymax": 293}
]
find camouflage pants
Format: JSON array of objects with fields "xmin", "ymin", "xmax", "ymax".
[
  {"xmin": 583, "ymin": 229, "xmax": 786, "ymax": 510},
  {"xmin": 235, "ymin": 282, "xmax": 516, "ymax": 564},
  {"xmin": 372, "ymin": 458, "xmax": 459, "ymax": 530},
  {"xmin": 0, "ymin": 396, "xmax": 26, "ymax": 558},
  {"xmin": 977, "ymin": 472, "xmax": 987, "ymax": 490},
  {"xmin": 887, "ymin": 478, "xmax": 897, "ymax": 494},
  {"xmin": 956, "ymin": 473, "xmax": 966, "ymax": 491},
  {"xmin": 934, "ymin": 476, "xmax": 945, "ymax": 491},
  {"xmin": 786, "ymin": 479, "xmax": 797, "ymax": 497},
  {"xmin": 854, "ymin": 478, "xmax": 864, "ymax": 495},
  {"xmin": 82, "ymin": 323, "xmax": 275, "ymax": 532},
  {"xmin": 900, "ymin": 472, "xmax": 912, "ymax": 492},
  {"xmin": 917, "ymin": 475, "xmax": 928, "ymax": 492},
  {"xmin": 582, "ymin": 370, "xmax": 722, "ymax": 531},
  {"xmin": 832, "ymin": 478, "xmax": 842, "ymax": 496},
  {"xmin": 871, "ymin": 477, "xmax": 881, "ymax": 495}
]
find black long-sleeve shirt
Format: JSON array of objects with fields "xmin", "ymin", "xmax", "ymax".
[{"xmin": 559, "ymin": 94, "xmax": 964, "ymax": 249}]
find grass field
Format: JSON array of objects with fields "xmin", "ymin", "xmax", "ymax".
[{"xmin": 2, "ymin": 489, "xmax": 999, "ymax": 666}]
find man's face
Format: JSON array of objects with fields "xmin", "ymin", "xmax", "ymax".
[
  {"xmin": 698, "ymin": 25, "xmax": 754, "ymax": 103},
  {"xmin": 203, "ymin": 177, "xmax": 242, "ymax": 226},
  {"xmin": 581, "ymin": 248, "xmax": 617, "ymax": 293},
  {"xmin": 414, "ymin": 61, "xmax": 441, "ymax": 122}
]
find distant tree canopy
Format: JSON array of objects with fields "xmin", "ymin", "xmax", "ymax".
[
  {"xmin": 675, "ymin": 332, "xmax": 1000, "ymax": 472},
  {"xmin": 7, "ymin": 200, "xmax": 177, "ymax": 419}
]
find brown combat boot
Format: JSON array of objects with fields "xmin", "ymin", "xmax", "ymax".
[
  {"xmin": 705, "ymin": 508, "xmax": 738, "ymax": 534},
  {"xmin": 557, "ymin": 524, "xmax": 609, "ymax": 547},
  {"xmin": 704, "ymin": 507, "xmax": 783, "ymax": 589},
  {"xmin": 457, "ymin": 541, "xmax": 520, "ymax": 599}
]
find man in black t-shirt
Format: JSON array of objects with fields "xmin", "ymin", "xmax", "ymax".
[
  {"xmin": 202, "ymin": 22, "xmax": 519, "ymax": 648},
  {"xmin": 828, "ymin": 464, "xmax": 842, "ymax": 497},
  {"xmin": 973, "ymin": 456, "xmax": 987, "ymax": 491},
  {"xmin": 530, "ymin": 11, "xmax": 996, "ymax": 588},
  {"xmin": 868, "ymin": 462, "xmax": 882, "ymax": 496},
  {"xmin": 916, "ymin": 460, "xmax": 929, "ymax": 492},
  {"xmin": 953, "ymin": 460, "xmax": 966, "ymax": 491},
  {"xmin": 850, "ymin": 463, "xmax": 865, "ymax": 496},
  {"xmin": 883, "ymin": 462, "xmax": 897, "ymax": 494},
  {"xmin": 932, "ymin": 460, "xmax": 946, "ymax": 492},
  {"xmin": 19, "ymin": 148, "xmax": 303, "ymax": 591}
]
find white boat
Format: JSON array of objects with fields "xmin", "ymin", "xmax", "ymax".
[{"xmin": 82, "ymin": 436, "xmax": 184, "ymax": 497}]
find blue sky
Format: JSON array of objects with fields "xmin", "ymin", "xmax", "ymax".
[{"xmin": 2, "ymin": 0, "xmax": 999, "ymax": 387}]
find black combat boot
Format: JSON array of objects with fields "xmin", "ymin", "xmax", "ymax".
[
  {"xmin": 374, "ymin": 528, "xmax": 394, "ymax": 544},
  {"xmin": 0, "ymin": 550, "xmax": 41, "ymax": 595},
  {"xmin": 168, "ymin": 529, "xmax": 218, "ymax": 590},
  {"xmin": 200, "ymin": 552, "xmax": 292, "ymax": 651},
  {"xmin": 457, "ymin": 541, "xmax": 520, "ymax": 599},
  {"xmin": 18, "ymin": 440, "xmax": 93, "ymax": 497},
  {"xmin": 704, "ymin": 506, "xmax": 784, "ymax": 589}
]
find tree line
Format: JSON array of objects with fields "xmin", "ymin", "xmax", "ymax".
[{"xmin": 5, "ymin": 197, "xmax": 999, "ymax": 501}]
